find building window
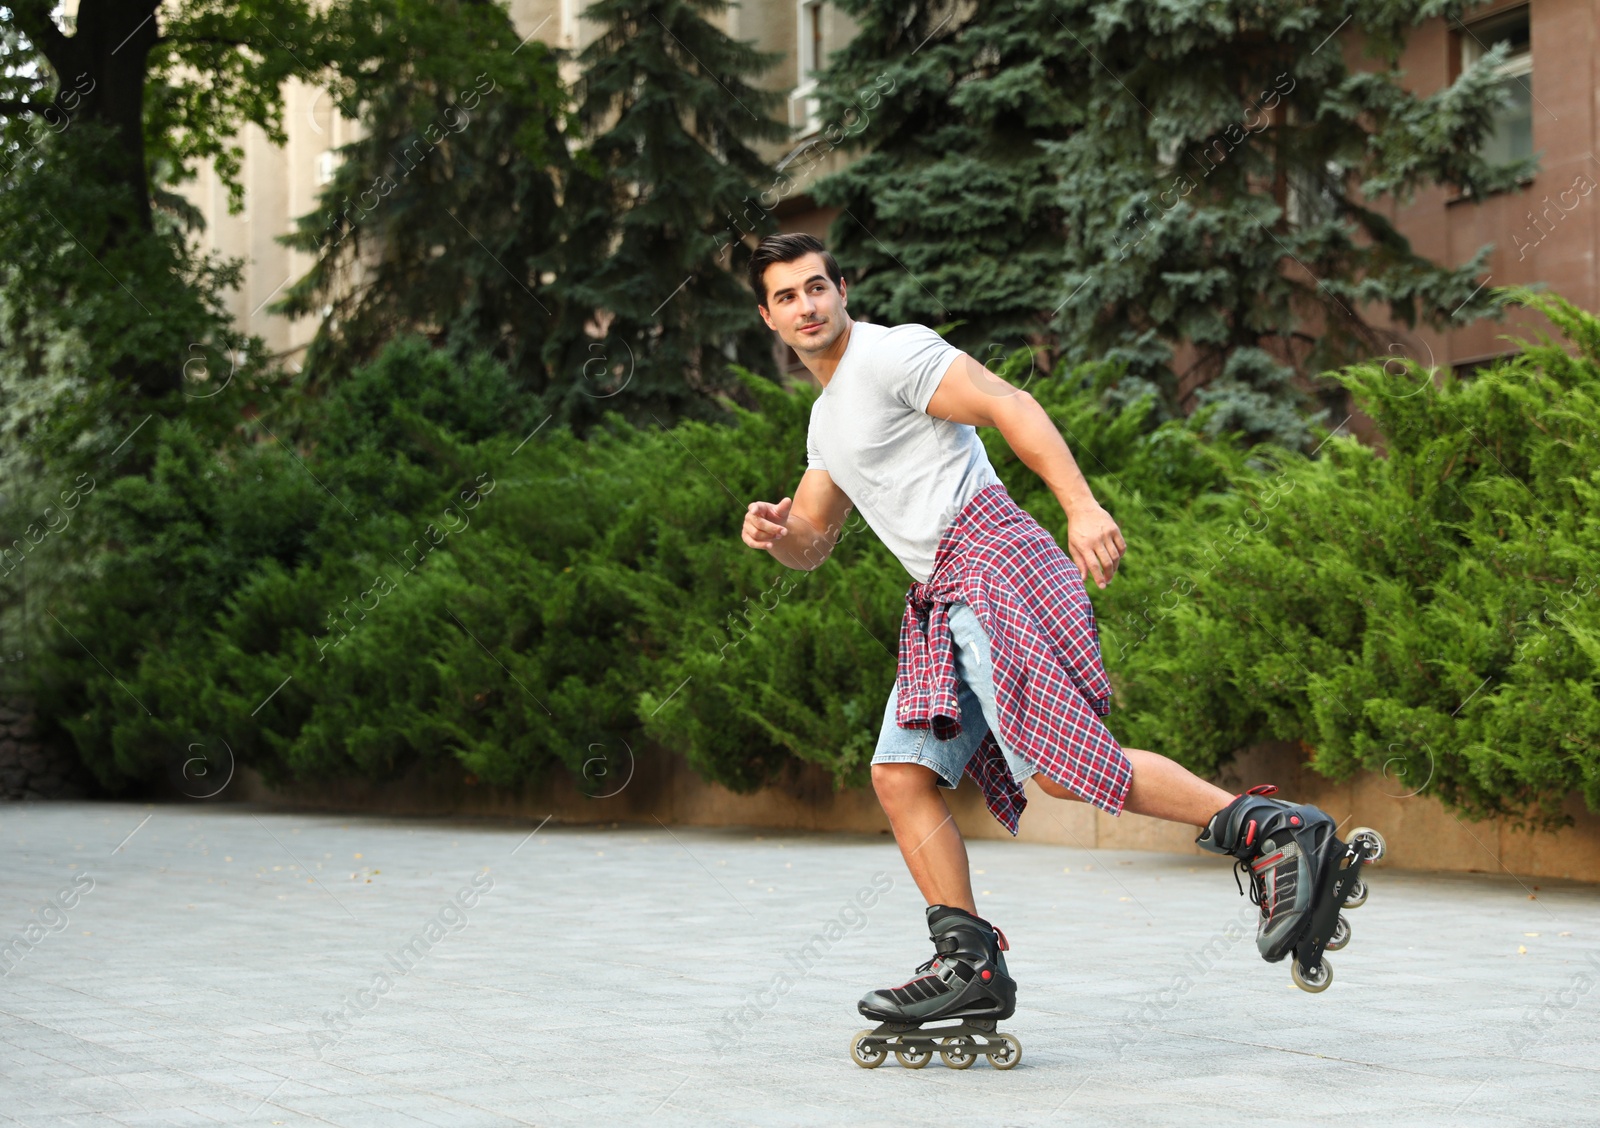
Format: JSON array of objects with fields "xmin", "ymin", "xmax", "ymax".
[
  {"xmin": 789, "ymin": 1, "xmax": 825, "ymax": 135},
  {"xmin": 1453, "ymin": 350, "xmax": 1520, "ymax": 381},
  {"xmin": 1460, "ymin": 6, "xmax": 1533, "ymax": 166},
  {"xmin": 315, "ymin": 149, "xmax": 339, "ymax": 186},
  {"xmin": 799, "ymin": 0, "xmax": 825, "ymax": 80},
  {"xmin": 1288, "ymin": 159, "xmax": 1344, "ymax": 229}
]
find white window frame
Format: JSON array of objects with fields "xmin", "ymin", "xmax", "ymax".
[
  {"xmin": 789, "ymin": 0, "xmax": 824, "ymax": 136},
  {"xmin": 1461, "ymin": 6, "xmax": 1532, "ymax": 78},
  {"xmin": 315, "ymin": 149, "xmax": 339, "ymax": 186},
  {"xmin": 1460, "ymin": 5, "xmax": 1533, "ymax": 163}
]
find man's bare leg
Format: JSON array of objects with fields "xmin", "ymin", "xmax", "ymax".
[
  {"xmin": 861, "ymin": 764, "xmax": 1021, "ymax": 1033},
  {"xmin": 874, "ymin": 750, "xmax": 1233, "ymax": 912},
  {"xmin": 1032, "ymin": 747, "xmax": 1234, "ymax": 826},
  {"xmin": 871, "ymin": 763, "xmax": 977, "ymax": 914}
]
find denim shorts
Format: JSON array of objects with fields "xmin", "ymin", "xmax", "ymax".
[{"xmin": 872, "ymin": 601, "xmax": 1038, "ymax": 790}]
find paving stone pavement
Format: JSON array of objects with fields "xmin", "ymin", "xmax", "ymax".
[{"xmin": 2, "ymin": 801, "xmax": 1597, "ymax": 1127}]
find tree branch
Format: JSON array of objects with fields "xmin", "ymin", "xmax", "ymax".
[
  {"xmin": 0, "ymin": 100, "xmax": 47, "ymax": 116},
  {"xmin": 9, "ymin": 0, "xmax": 73, "ymax": 74},
  {"xmin": 156, "ymin": 35, "xmax": 251, "ymax": 49}
]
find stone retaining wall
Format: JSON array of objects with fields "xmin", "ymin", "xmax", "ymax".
[
  {"xmin": 0, "ymin": 698, "xmax": 96, "ymax": 800},
  {"xmin": 242, "ymin": 739, "xmax": 1600, "ymax": 884}
]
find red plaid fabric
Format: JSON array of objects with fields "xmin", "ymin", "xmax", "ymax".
[{"xmin": 894, "ymin": 483, "xmax": 1132, "ymax": 834}]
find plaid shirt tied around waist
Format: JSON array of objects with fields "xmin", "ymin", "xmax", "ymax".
[{"xmin": 894, "ymin": 484, "xmax": 1132, "ymax": 834}]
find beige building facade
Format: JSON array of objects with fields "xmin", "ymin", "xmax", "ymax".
[
  {"xmin": 173, "ymin": 0, "xmax": 858, "ymax": 366},
  {"xmin": 175, "ymin": 2, "xmax": 1589, "ymax": 379}
]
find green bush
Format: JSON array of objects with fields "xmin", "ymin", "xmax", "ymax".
[
  {"xmin": 21, "ymin": 295, "xmax": 1600, "ymax": 830},
  {"xmin": 23, "ymin": 333, "xmax": 1209, "ymax": 798},
  {"xmin": 1096, "ymin": 291, "xmax": 1600, "ymax": 827},
  {"xmin": 557, "ymin": 347, "xmax": 1240, "ymax": 793}
]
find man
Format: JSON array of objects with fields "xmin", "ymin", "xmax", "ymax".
[{"xmin": 738, "ymin": 233, "xmax": 1381, "ymax": 1049}]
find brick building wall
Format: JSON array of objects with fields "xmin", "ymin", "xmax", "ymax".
[{"xmin": 1379, "ymin": 0, "xmax": 1597, "ymax": 374}]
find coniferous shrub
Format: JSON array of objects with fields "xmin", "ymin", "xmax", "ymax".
[
  {"xmin": 1094, "ymin": 292, "xmax": 1600, "ymax": 827},
  {"xmin": 22, "ymin": 296, "xmax": 1599, "ymax": 829}
]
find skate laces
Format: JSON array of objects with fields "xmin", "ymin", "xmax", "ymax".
[
  {"xmin": 1232, "ymin": 859, "xmax": 1264, "ymax": 907},
  {"xmin": 1236, "ymin": 849, "xmax": 1294, "ymax": 924},
  {"xmin": 1234, "ymin": 856, "xmax": 1279, "ymax": 921},
  {"xmin": 1233, "ymin": 860, "xmax": 1278, "ymax": 926}
]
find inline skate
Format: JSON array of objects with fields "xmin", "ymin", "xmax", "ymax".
[
  {"xmin": 851, "ymin": 904, "xmax": 1022, "ymax": 1070},
  {"xmin": 1198, "ymin": 784, "xmax": 1386, "ymax": 992}
]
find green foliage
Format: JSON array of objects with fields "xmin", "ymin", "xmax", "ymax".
[
  {"xmin": 810, "ymin": 0, "xmax": 1539, "ymax": 450},
  {"xmin": 144, "ymin": 0, "xmax": 335, "ymax": 208},
  {"xmin": 1096, "ymin": 292, "xmax": 1600, "ymax": 827},
  {"xmin": 17, "ymin": 296, "xmax": 1600, "ymax": 828},
  {"xmin": 275, "ymin": 0, "xmax": 574, "ymax": 399},
  {"xmin": 806, "ymin": 2, "xmax": 1079, "ymax": 365},
  {"xmin": 1, "ymin": 0, "xmax": 492, "ymax": 457},
  {"xmin": 275, "ymin": 0, "xmax": 792, "ymax": 429},
  {"xmin": 14, "ymin": 336, "xmax": 831, "ymax": 793},
  {"xmin": 0, "ymin": 120, "xmax": 263, "ymax": 474},
  {"xmin": 541, "ymin": 0, "xmax": 792, "ymax": 433},
  {"xmin": 14, "ymin": 336, "xmax": 1226, "ymax": 799},
  {"xmin": 1, "ymin": 0, "xmax": 801, "ymax": 791}
]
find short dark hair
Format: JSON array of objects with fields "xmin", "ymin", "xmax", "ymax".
[{"xmin": 747, "ymin": 232, "xmax": 844, "ymax": 307}]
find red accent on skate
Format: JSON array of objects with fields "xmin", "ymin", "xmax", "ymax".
[
  {"xmin": 1244, "ymin": 784, "xmax": 1279, "ymax": 797},
  {"xmin": 1252, "ymin": 850, "xmax": 1285, "ymax": 923},
  {"xmin": 994, "ymin": 927, "xmax": 1009, "ymax": 952},
  {"xmin": 1245, "ymin": 820, "xmax": 1257, "ymax": 847},
  {"xmin": 1290, "ymin": 815, "xmax": 1300, "ymax": 826},
  {"xmin": 981, "ymin": 969, "xmax": 992, "ymax": 981}
]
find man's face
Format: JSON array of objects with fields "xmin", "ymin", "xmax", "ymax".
[{"xmin": 757, "ymin": 252, "xmax": 848, "ymax": 355}]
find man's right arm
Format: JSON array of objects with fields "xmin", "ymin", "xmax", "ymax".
[{"xmin": 741, "ymin": 469, "xmax": 855, "ymax": 570}]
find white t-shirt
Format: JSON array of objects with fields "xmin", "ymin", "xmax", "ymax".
[{"xmin": 806, "ymin": 320, "xmax": 1002, "ymax": 582}]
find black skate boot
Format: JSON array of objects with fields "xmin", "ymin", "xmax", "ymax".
[
  {"xmin": 850, "ymin": 905, "xmax": 1022, "ymax": 1070},
  {"xmin": 1197, "ymin": 784, "xmax": 1386, "ymax": 992}
]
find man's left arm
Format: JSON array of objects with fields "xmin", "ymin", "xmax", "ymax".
[{"xmin": 923, "ymin": 351, "xmax": 1126, "ymax": 589}]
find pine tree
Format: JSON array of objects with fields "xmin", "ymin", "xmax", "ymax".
[
  {"xmin": 805, "ymin": 2, "xmax": 1080, "ymax": 371},
  {"xmin": 810, "ymin": 0, "xmax": 1537, "ymax": 449},
  {"xmin": 276, "ymin": 0, "xmax": 573, "ymax": 396},
  {"xmin": 544, "ymin": 0, "xmax": 791, "ymax": 433}
]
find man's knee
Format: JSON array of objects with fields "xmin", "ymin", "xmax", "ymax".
[
  {"xmin": 872, "ymin": 762, "xmax": 941, "ymax": 809},
  {"xmin": 1032, "ymin": 772, "xmax": 1086, "ymax": 802}
]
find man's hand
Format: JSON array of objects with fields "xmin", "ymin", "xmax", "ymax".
[
  {"xmin": 746, "ymin": 473, "xmax": 853, "ymax": 570},
  {"xmin": 742, "ymin": 497, "xmax": 793, "ymax": 550},
  {"xmin": 922, "ymin": 353, "xmax": 1127, "ymax": 588},
  {"xmin": 1065, "ymin": 501, "xmax": 1126, "ymax": 589}
]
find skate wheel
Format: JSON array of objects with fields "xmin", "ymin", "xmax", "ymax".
[
  {"xmin": 850, "ymin": 1030, "xmax": 885, "ymax": 1069},
  {"xmin": 1349, "ymin": 826, "xmax": 1386, "ymax": 864},
  {"xmin": 939, "ymin": 1035, "xmax": 976, "ymax": 1070},
  {"xmin": 1342, "ymin": 877, "xmax": 1369, "ymax": 910},
  {"xmin": 1325, "ymin": 912, "xmax": 1351, "ymax": 952},
  {"xmin": 989, "ymin": 1033, "xmax": 1022, "ymax": 1070},
  {"xmin": 895, "ymin": 1045, "xmax": 931, "ymax": 1069},
  {"xmin": 1291, "ymin": 958, "xmax": 1333, "ymax": 993}
]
